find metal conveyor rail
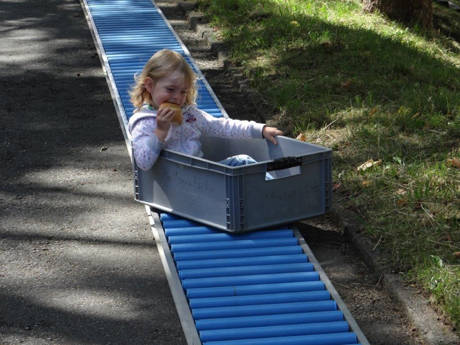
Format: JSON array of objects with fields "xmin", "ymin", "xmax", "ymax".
[{"xmin": 80, "ymin": 0, "xmax": 370, "ymax": 344}]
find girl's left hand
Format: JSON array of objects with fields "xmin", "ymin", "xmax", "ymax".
[{"xmin": 263, "ymin": 126, "xmax": 283, "ymax": 144}]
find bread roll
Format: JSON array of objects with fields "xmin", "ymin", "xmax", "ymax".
[{"xmin": 159, "ymin": 102, "xmax": 183, "ymax": 125}]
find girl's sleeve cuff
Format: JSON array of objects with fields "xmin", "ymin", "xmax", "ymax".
[{"xmin": 251, "ymin": 122, "xmax": 266, "ymax": 138}]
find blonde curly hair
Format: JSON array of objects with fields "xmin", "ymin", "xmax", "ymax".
[{"xmin": 129, "ymin": 49, "xmax": 197, "ymax": 108}]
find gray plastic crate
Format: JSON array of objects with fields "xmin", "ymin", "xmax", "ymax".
[{"xmin": 133, "ymin": 136, "xmax": 332, "ymax": 232}]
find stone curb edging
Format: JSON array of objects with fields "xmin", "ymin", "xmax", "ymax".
[{"xmin": 331, "ymin": 204, "xmax": 459, "ymax": 345}]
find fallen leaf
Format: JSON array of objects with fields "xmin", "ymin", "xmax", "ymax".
[
  {"xmin": 397, "ymin": 198, "xmax": 408, "ymax": 206},
  {"xmin": 447, "ymin": 158, "xmax": 460, "ymax": 169},
  {"xmin": 296, "ymin": 133, "xmax": 306, "ymax": 142},
  {"xmin": 396, "ymin": 188, "xmax": 406, "ymax": 195},
  {"xmin": 341, "ymin": 79, "xmax": 352, "ymax": 88},
  {"xmin": 357, "ymin": 159, "xmax": 382, "ymax": 172},
  {"xmin": 362, "ymin": 180, "xmax": 371, "ymax": 187},
  {"xmin": 333, "ymin": 183, "xmax": 341, "ymax": 191},
  {"xmin": 368, "ymin": 107, "xmax": 378, "ymax": 116}
]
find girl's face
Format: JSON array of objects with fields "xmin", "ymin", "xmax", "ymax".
[{"xmin": 146, "ymin": 69, "xmax": 188, "ymax": 109}]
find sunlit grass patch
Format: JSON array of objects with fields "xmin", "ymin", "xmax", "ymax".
[
  {"xmin": 418, "ymin": 255, "xmax": 460, "ymax": 325},
  {"xmin": 198, "ymin": 0, "xmax": 460, "ymax": 328}
]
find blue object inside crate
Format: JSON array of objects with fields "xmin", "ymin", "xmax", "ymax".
[{"xmin": 134, "ymin": 135, "xmax": 332, "ymax": 232}]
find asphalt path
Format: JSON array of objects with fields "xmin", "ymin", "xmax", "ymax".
[{"xmin": 0, "ymin": 0, "xmax": 185, "ymax": 344}]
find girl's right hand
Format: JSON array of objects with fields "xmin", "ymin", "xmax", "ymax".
[{"xmin": 155, "ymin": 107, "xmax": 175, "ymax": 142}]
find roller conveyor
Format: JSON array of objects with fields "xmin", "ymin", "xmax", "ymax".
[{"xmin": 80, "ymin": 0, "xmax": 370, "ymax": 344}]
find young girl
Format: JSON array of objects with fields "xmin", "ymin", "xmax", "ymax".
[{"xmin": 129, "ymin": 49, "xmax": 283, "ymax": 171}]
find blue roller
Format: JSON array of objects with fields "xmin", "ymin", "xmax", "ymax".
[
  {"xmin": 200, "ymin": 321, "xmax": 350, "ymax": 341},
  {"xmin": 166, "ymin": 226, "xmax": 219, "ymax": 236},
  {"xmin": 192, "ymin": 300, "xmax": 338, "ymax": 319},
  {"xmin": 162, "ymin": 219, "xmax": 200, "ymax": 228},
  {"xmin": 203, "ymin": 332, "xmax": 358, "ymax": 345},
  {"xmin": 168, "ymin": 229, "xmax": 293, "ymax": 244},
  {"xmin": 82, "ymin": 0, "xmax": 368, "ymax": 343},
  {"xmin": 195, "ymin": 311, "xmax": 345, "ymax": 330},
  {"xmin": 179, "ymin": 262, "xmax": 314, "ymax": 279},
  {"xmin": 170, "ymin": 237, "xmax": 299, "ymax": 252},
  {"xmin": 176, "ymin": 254, "xmax": 308, "ymax": 269},
  {"xmin": 186, "ymin": 281, "xmax": 326, "ymax": 298},
  {"xmin": 189, "ymin": 290, "xmax": 331, "ymax": 308},
  {"xmin": 173, "ymin": 245, "xmax": 303, "ymax": 260},
  {"xmin": 160, "ymin": 213, "xmax": 179, "ymax": 221},
  {"xmin": 182, "ymin": 271, "xmax": 320, "ymax": 289}
]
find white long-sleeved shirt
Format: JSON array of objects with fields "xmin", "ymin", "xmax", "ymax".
[{"xmin": 128, "ymin": 104, "xmax": 265, "ymax": 171}]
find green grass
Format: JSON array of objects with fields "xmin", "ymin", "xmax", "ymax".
[{"xmin": 198, "ymin": 0, "xmax": 460, "ymax": 329}]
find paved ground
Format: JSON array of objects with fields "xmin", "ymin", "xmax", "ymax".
[
  {"xmin": 0, "ymin": 0, "xmax": 185, "ymax": 344},
  {"xmin": 1, "ymin": 1, "xmax": 456, "ymax": 345}
]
